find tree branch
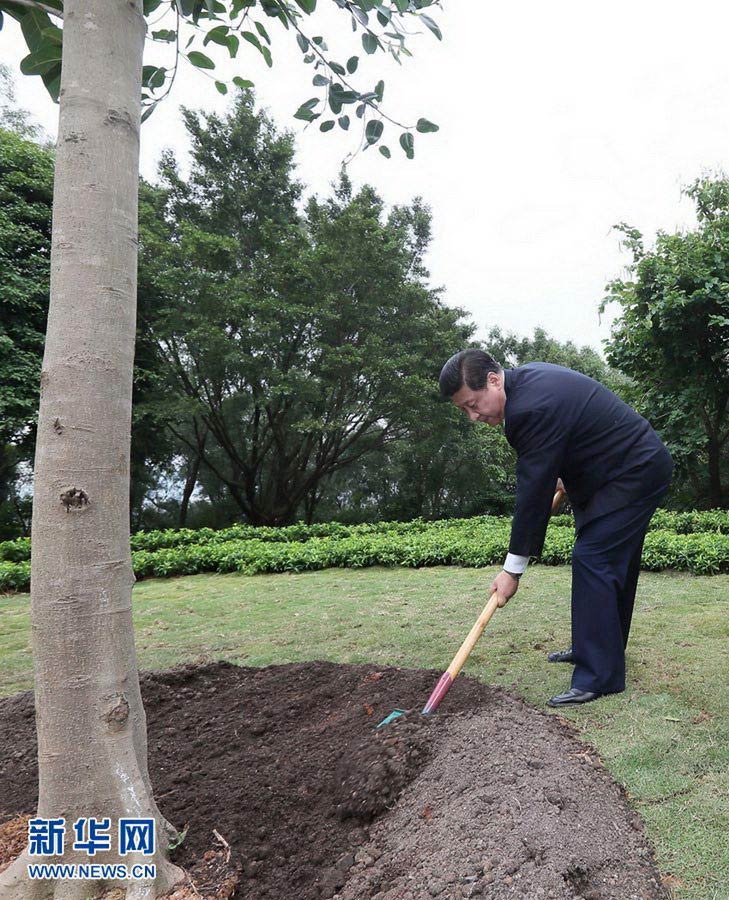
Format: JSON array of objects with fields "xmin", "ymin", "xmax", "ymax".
[{"xmin": 5, "ymin": 0, "xmax": 63, "ymax": 19}]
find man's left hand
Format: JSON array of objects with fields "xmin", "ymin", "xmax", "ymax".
[{"xmin": 490, "ymin": 570, "xmax": 520, "ymax": 607}]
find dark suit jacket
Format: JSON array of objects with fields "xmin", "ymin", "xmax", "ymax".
[{"xmin": 503, "ymin": 363, "xmax": 673, "ymax": 557}]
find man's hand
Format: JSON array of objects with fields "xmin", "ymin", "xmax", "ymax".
[{"xmin": 490, "ymin": 570, "xmax": 520, "ymax": 607}]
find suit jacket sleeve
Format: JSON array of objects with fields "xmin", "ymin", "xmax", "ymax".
[{"xmin": 508, "ymin": 406, "xmax": 567, "ymax": 557}]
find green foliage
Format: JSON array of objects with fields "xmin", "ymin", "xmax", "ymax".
[
  {"xmin": 0, "ymin": 0, "xmax": 442, "ymax": 156},
  {"xmin": 3, "ymin": 512, "xmax": 728, "ymax": 591},
  {"xmin": 0, "ymin": 558, "xmax": 30, "ymax": 591},
  {"xmin": 484, "ymin": 325, "xmax": 626, "ymax": 393},
  {"xmin": 136, "ymin": 94, "xmax": 469, "ymax": 526},
  {"xmin": 602, "ymin": 177, "xmax": 729, "ymax": 508},
  {"xmin": 0, "ymin": 128, "xmax": 52, "ymax": 446},
  {"xmin": 0, "ymin": 64, "xmax": 43, "ymax": 138}
]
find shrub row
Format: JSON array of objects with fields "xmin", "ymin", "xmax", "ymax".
[
  {"xmin": 3, "ymin": 508, "xmax": 728, "ymax": 564},
  {"xmin": 2, "ymin": 523, "xmax": 727, "ymax": 593}
]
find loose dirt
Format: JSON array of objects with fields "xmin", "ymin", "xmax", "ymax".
[{"xmin": 0, "ymin": 661, "xmax": 667, "ymax": 899}]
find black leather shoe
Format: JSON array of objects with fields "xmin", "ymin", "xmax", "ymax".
[
  {"xmin": 547, "ymin": 648, "xmax": 575, "ymax": 663},
  {"xmin": 547, "ymin": 688, "xmax": 600, "ymax": 707}
]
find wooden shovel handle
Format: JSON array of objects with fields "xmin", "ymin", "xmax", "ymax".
[
  {"xmin": 421, "ymin": 591, "xmax": 501, "ymax": 715},
  {"xmin": 446, "ymin": 590, "xmax": 501, "ymax": 682},
  {"xmin": 551, "ymin": 487, "xmax": 566, "ymax": 516}
]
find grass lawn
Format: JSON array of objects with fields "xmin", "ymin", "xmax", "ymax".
[{"xmin": 1, "ymin": 564, "xmax": 727, "ymax": 898}]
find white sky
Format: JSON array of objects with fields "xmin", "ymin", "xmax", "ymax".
[{"xmin": 3, "ymin": 0, "xmax": 729, "ymax": 353}]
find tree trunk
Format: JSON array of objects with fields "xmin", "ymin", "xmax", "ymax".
[
  {"xmin": 179, "ymin": 453, "xmax": 202, "ymax": 528},
  {"xmin": 0, "ymin": 2, "xmax": 184, "ymax": 897},
  {"xmin": 707, "ymin": 435, "xmax": 724, "ymax": 508}
]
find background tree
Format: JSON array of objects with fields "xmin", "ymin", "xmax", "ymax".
[
  {"xmin": 138, "ymin": 98, "xmax": 470, "ymax": 525},
  {"xmin": 318, "ymin": 416, "xmax": 516, "ymax": 521},
  {"xmin": 0, "ymin": 63, "xmax": 44, "ymax": 139},
  {"xmin": 484, "ymin": 325, "xmax": 626, "ymax": 391},
  {"xmin": 0, "ymin": 0, "xmax": 444, "ymax": 895},
  {"xmin": 602, "ymin": 177, "xmax": 729, "ymax": 508},
  {"xmin": 0, "ymin": 125, "xmax": 52, "ymax": 538}
]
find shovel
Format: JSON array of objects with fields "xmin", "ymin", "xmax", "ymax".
[
  {"xmin": 377, "ymin": 589, "xmax": 502, "ymax": 727},
  {"xmin": 377, "ymin": 486, "xmax": 567, "ymax": 728}
]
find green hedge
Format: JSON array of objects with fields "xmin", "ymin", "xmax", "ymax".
[
  {"xmin": 2, "ymin": 519, "xmax": 728, "ymax": 592},
  {"xmin": 3, "ymin": 509, "xmax": 729, "ymax": 565}
]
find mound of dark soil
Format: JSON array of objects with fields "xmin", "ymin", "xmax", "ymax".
[{"xmin": 0, "ymin": 661, "xmax": 667, "ymax": 899}]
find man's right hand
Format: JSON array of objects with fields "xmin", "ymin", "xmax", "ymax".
[{"xmin": 490, "ymin": 570, "xmax": 520, "ymax": 607}]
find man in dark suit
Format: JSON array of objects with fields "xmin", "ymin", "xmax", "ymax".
[{"xmin": 439, "ymin": 349, "xmax": 673, "ymax": 706}]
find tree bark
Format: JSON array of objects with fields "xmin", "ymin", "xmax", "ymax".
[
  {"xmin": 707, "ymin": 435, "xmax": 725, "ymax": 508},
  {"xmin": 0, "ymin": 1, "xmax": 184, "ymax": 896},
  {"xmin": 178, "ymin": 431, "xmax": 206, "ymax": 528}
]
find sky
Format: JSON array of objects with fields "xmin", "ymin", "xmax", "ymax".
[{"xmin": 2, "ymin": 0, "xmax": 729, "ymax": 354}]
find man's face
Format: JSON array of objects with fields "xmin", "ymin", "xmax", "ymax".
[{"xmin": 450, "ymin": 372, "xmax": 506, "ymax": 426}]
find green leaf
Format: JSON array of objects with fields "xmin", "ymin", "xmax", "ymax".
[
  {"xmin": 338, "ymin": 115, "xmax": 350, "ymax": 130},
  {"xmin": 232, "ymin": 76, "xmax": 254, "ymax": 89},
  {"xmin": 242, "ymin": 31, "xmax": 273, "ymax": 66},
  {"xmin": 313, "ymin": 74, "xmax": 330, "ymax": 86},
  {"xmin": 255, "ymin": 21, "xmax": 271, "ymax": 45},
  {"xmin": 152, "ymin": 29, "xmax": 177, "ymax": 42},
  {"xmin": 241, "ymin": 30, "xmax": 263, "ymax": 51},
  {"xmin": 187, "ymin": 51, "xmax": 215, "ymax": 70},
  {"xmin": 40, "ymin": 25, "xmax": 62, "ymax": 45},
  {"xmin": 20, "ymin": 42, "xmax": 61, "ymax": 77},
  {"xmin": 379, "ymin": 145, "xmax": 391, "ymax": 158},
  {"xmin": 231, "ymin": 0, "xmax": 256, "ymax": 14},
  {"xmin": 294, "ymin": 0, "xmax": 317, "ymax": 11},
  {"xmin": 294, "ymin": 104, "xmax": 318, "ymax": 122},
  {"xmin": 362, "ymin": 32, "xmax": 378, "ymax": 54},
  {"xmin": 297, "ymin": 34, "xmax": 309, "ymax": 52},
  {"xmin": 215, "ymin": 80, "xmax": 228, "ymax": 95},
  {"xmin": 416, "ymin": 117, "xmax": 439, "ymax": 133},
  {"xmin": 16, "ymin": 6, "xmax": 52, "ymax": 53},
  {"xmin": 142, "ymin": 65, "xmax": 167, "ymax": 89},
  {"xmin": 175, "ymin": 0, "xmax": 196, "ymax": 16},
  {"xmin": 43, "ymin": 70, "xmax": 61, "ymax": 103},
  {"xmin": 319, "ymin": 119, "xmax": 335, "ymax": 132},
  {"xmin": 328, "ymin": 91, "xmax": 343, "ymax": 115},
  {"xmin": 143, "ymin": 0, "xmax": 165, "ymax": 13},
  {"xmin": 393, "ymin": 0, "xmax": 409, "ymax": 11},
  {"xmin": 203, "ymin": 24, "xmax": 230, "ymax": 46},
  {"xmin": 167, "ymin": 826, "xmax": 189, "ymax": 852},
  {"xmin": 399, "ymin": 131, "xmax": 414, "ymax": 159},
  {"xmin": 15, "ymin": 8, "xmax": 64, "ymax": 105},
  {"xmin": 351, "ymin": 6, "xmax": 368, "ymax": 26},
  {"xmin": 419, "ymin": 12, "xmax": 442, "ymax": 39},
  {"xmin": 330, "ymin": 85, "xmax": 358, "ymax": 104},
  {"xmin": 365, "ymin": 119, "xmax": 384, "ymax": 145},
  {"xmin": 329, "ymin": 62, "xmax": 346, "ymax": 76},
  {"xmin": 374, "ymin": 79, "xmax": 384, "ymax": 102},
  {"xmin": 141, "ymin": 102, "xmax": 158, "ymax": 123},
  {"xmin": 346, "ymin": 55, "xmax": 359, "ymax": 73}
]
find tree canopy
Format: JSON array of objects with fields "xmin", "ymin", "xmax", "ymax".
[
  {"xmin": 137, "ymin": 91, "xmax": 470, "ymax": 525},
  {"xmin": 602, "ymin": 177, "xmax": 729, "ymax": 508}
]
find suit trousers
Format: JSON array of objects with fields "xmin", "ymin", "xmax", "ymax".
[{"xmin": 569, "ymin": 484, "xmax": 669, "ymax": 695}]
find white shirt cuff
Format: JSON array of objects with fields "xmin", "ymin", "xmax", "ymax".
[{"xmin": 504, "ymin": 553, "xmax": 529, "ymax": 575}]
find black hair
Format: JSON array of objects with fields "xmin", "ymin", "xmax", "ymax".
[{"xmin": 438, "ymin": 349, "xmax": 502, "ymax": 399}]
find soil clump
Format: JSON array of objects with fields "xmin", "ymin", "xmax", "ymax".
[{"xmin": 0, "ymin": 661, "xmax": 667, "ymax": 898}]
